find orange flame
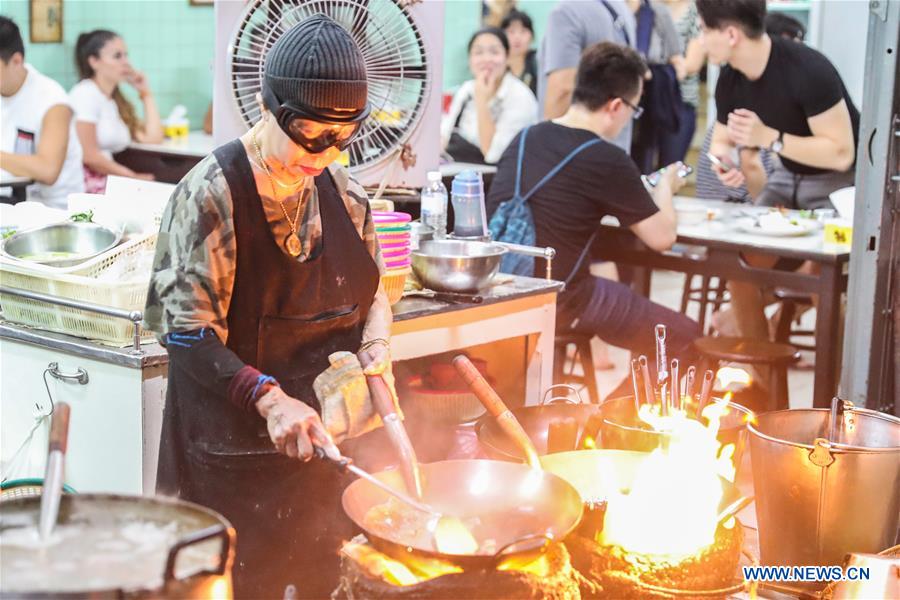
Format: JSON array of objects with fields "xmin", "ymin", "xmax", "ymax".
[
  {"xmin": 598, "ymin": 401, "xmax": 735, "ymax": 559},
  {"xmin": 341, "ymin": 540, "xmax": 550, "ymax": 586}
]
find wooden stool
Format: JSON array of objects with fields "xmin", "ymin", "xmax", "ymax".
[
  {"xmin": 680, "ymin": 274, "xmax": 729, "ymax": 334},
  {"xmin": 693, "ymin": 336, "xmax": 800, "ymax": 411},
  {"xmin": 773, "ymin": 288, "xmax": 816, "ymax": 351},
  {"xmin": 554, "ymin": 332, "xmax": 600, "ymax": 404}
]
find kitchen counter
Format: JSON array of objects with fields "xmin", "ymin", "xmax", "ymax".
[
  {"xmin": 0, "ymin": 275, "xmax": 562, "ymax": 495},
  {"xmin": 0, "ymin": 275, "xmax": 561, "ymax": 368}
]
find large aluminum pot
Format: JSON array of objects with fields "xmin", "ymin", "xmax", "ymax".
[
  {"xmin": 1, "ymin": 221, "xmax": 122, "ymax": 267},
  {"xmin": 411, "ymin": 239, "xmax": 506, "ymax": 293},
  {"xmin": 748, "ymin": 407, "xmax": 900, "ymax": 590},
  {"xmin": 0, "ymin": 494, "xmax": 234, "ymax": 599}
]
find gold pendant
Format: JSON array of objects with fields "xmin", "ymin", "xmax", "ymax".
[{"xmin": 285, "ymin": 233, "xmax": 302, "ymax": 257}]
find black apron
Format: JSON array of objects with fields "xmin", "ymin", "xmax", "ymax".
[{"xmin": 157, "ymin": 139, "xmax": 380, "ymax": 599}]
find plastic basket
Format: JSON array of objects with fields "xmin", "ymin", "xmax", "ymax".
[
  {"xmin": 1, "ymin": 478, "xmax": 77, "ymax": 502},
  {"xmin": 0, "ymin": 234, "xmax": 158, "ymax": 345},
  {"xmin": 381, "ymin": 267, "xmax": 409, "ymax": 305}
]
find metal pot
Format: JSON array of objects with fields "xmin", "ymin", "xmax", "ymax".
[
  {"xmin": 411, "ymin": 240, "xmax": 506, "ymax": 293},
  {"xmin": 477, "ymin": 393, "xmax": 752, "ymax": 474},
  {"xmin": 0, "ymin": 494, "xmax": 234, "ymax": 598},
  {"xmin": 1, "ymin": 221, "xmax": 122, "ymax": 267},
  {"xmin": 748, "ymin": 407, "xmax": 900, "ymax": 589}
]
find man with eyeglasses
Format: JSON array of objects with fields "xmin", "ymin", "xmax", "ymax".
[
  {"xmin": 145, "ymin": 15, "xmax": 395, "ymax": 598},
  {"xmin": 487, "ymin": 42, "xmax": 699, "ymax": 398}
]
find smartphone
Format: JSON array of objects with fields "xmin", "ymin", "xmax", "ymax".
[
  {"xmin": 642, "ymin": 163, "xmax": 694, "ymax": 188},
  {"xmin": 706, "ymin": 152, "xmax": 733, "ymax": 172}
]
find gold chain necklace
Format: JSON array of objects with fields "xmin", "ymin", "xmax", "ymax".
[{"xmin": 251, "ymin": 130, "xmax": 305, "ymax": 257}]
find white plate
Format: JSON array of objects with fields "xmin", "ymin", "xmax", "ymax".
[{"xmin": 733, "ymin": 217, "xmax": 820, "ymax": 237}]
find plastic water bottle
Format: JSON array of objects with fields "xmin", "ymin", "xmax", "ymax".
[
  {"xmin": 451, "ymin": 170, "xmax": 488, "ymax": 239},
  {"xmin": 420, "ymin": 171, "xmax": 448, "ymax": 239}
]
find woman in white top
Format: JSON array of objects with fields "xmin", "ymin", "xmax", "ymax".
[
  {"xmin": 441, "ymin": 27, "xmax": 537, "ymax": 165},
  {"xmin": 69, "ymin": 30, "xmax": 164, "ymax": 192}
]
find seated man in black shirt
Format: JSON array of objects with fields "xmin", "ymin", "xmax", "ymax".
[
  {"xmin": 699, "ymin": 0, "xmax": 857, "ymax": 206},
  {"xmin": 697, "ymin": 0, "xmax": 858, "ymax": 345},
  {"xmin": 487, "ymin": 42, "xmax": 699, "ymax": 395}
]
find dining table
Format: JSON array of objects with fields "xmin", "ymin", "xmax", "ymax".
[{"xmin": 594, "ymin": 196, "xmax": 851, "ymax": 409}]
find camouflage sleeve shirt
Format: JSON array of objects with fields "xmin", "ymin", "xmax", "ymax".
[{"xmin": 144, "ymin": 155, "xmax": 384, "ymax": 342}]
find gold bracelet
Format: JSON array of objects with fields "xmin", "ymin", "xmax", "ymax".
[{"xmin": 359, "ymin": 338, "xmax": 389, "ymax": 352}]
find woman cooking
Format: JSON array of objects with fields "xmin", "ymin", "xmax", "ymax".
[{"xmin": 144, "ymin": 16, "xmax": 393, "ymax": 599}]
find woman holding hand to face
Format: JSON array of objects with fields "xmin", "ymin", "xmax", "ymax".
[
  {"xmin": 441, "ymin": 27, "xmax": 537, "ymax": 165},
  {"xmin": 69, "ymin": 30, "xmax": 164, "ymax": 192}
]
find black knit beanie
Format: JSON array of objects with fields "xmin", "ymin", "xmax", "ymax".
[{"xmin": 264, "ymin": 14, "xmax": 368, "ymax": 115}]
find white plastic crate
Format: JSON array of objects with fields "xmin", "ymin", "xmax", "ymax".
[{"xmin": 0, "ymin": 234, "xmax": 158, "ymax": 346}]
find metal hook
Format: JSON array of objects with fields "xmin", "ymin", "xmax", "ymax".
[{"xmin": 41, "ymin": 362, "xmax": 89, "ymax": 417}]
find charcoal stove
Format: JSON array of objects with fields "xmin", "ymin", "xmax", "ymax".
[
  {"xmin": 567, "ymin": 520, "xmax": 745, "ymax": 599},
  {"xmin": 334, "ymin": 534, "xmax": 582, "ymax": 599}
]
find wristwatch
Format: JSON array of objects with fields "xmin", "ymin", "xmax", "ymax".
[{"xmin": 769, "ymin": 131, "xmax": 784, "ymax": 154}]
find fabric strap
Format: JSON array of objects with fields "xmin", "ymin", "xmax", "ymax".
[
  {"xmin": 512, "ymin": 126, "xmax": 604, "ymax": 286},
  {"xmin": 599, "ymin": 0, "xmax": 632, "ymax": 47}
]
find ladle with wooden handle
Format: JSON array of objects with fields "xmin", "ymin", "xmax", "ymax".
[
  {"xmin": 39, "ymin": 401, "xmax": 71, "ymax": 540},
  {"xmin": 452, "ymin": 355, "xmax": 542, "ymax": 468},
  {"xmin": 358, "ymin": 350, "xmax": 423, "ymax": 499}
]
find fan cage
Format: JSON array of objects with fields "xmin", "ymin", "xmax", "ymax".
[{"xmin": 228, "ymin": 0, "xmax": 431, "ymax": 171}]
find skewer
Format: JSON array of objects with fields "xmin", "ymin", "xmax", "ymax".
[
  {"xmin": 630, "ymin": 358, "xmax": 643, "ymax": 413},
  {"xmin": 669, "ymin": 358, "xmax": 680, "ymax": 413},
  {"xmin": 697, "ymin": 369, "xmax": 715, "ymax": 417},
  {"xmin": 655, "ymin": 325, "xmax": 668, "ymax": 415},
  {"xmin": 685, "ymin": 365, "xmax": 697, "ymax": 409},
  {"xmin": 828, "ymin": 397, "xmax": 846, "ymax": 443},
  {"xmin": 638, "ymin": 355, "xmax": 655, "ymax": 409}
]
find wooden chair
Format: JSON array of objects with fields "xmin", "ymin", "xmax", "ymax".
[
  {"xmin": 680, "ymin": 274, "xmax": 729, "ymax": 334},
  {"xmin": 554, "ymin": 332, "xmax": 601, "ymax": 404},
  {"xmin": 693, "ymin": 336, "xmax": 800, "ymax": 411},
  {"xmin": 772, "ymin": 288, "xmax": 816, "ymax": 352}
]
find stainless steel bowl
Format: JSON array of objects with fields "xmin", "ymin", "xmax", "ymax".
[
  {"xmin": 1, "ymin": 222, "xmax": 122, "ymax": 267},
  {"xmin": 411, "ymin": 239, "xmax": 507, "ymax": 292}
]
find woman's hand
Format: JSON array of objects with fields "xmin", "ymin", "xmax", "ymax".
[
  {"xmin": 473, "ymin": 69, "xmax": 498, "ymax": 106},
  {"xmin": 125, "ymin": 69, "xmax": 152, "ymax": 98},
  {"xmin": 256, "ymin": 386, "xmax": 340, "ymax": 461}
]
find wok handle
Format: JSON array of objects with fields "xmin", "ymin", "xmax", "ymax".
[
  {"xmin": 48, "ymin": 401, "xmax": 71, "ymax": 454},
  {"xmin": 453, "ymin": 355, "xmax": 542, "ymax": 468},
  {"xmin": 492, "ymin": 532, "xmax": 554, "ymax": 563},
  {"xmin": 452, "ymin": 355, "xmax": 508, "ymax": 418},
  {"xmin": 163, "ymin": 524, "xmax": 233, "ymax": 582}
]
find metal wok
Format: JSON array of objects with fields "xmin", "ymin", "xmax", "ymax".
[
  {"xmin": 341, "ymin": 459, "xmax": 584, "ymax": 570},
  {"xmin": 340, "ymin": 357, "xmax": 584, "ymax": 570},
  {"xmin": 454, "ymin": 358, "xmax": 744, "ymax": 535}
]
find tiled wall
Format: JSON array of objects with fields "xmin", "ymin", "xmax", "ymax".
[
  {"xmin": 442, "ymin": 0, "xmax": 555, "ymax": 91},
  {"xmin": 2, "ymin": 0, "xmax": 214, "ymax": 126}
]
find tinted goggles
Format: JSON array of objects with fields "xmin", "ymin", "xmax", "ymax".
[{"xmin": 262, "ymin": 84, "xmax": 369, "ymax": 154}]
